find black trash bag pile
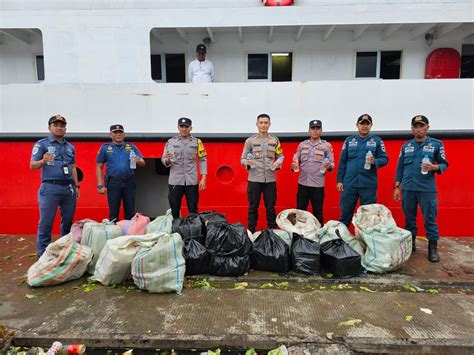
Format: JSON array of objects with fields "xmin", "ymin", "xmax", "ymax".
[
  {"xmin": 250, "ymin": 229, "xmax": 290, "ymax": 273},
  {"xmin": 172, "ymin": 213, "xmax": 203, "ymax": 243},
  {"xmin": 183, "ymin": 239, "xmax": 210, "ymax": 276},
  {"xmin": 199, "ymin": 210, "xmax": 227, "ymax": 236},
  {"xmin": 320, "ymin": 229, "xmax": 362, "ymax": 278},
  {"xmin": 206, "ymin": 222, "xmax": 252, "ymax": 276},
  {"xmin": 291, "ymin": 233, "xmax": 320, "ymax": 275}
]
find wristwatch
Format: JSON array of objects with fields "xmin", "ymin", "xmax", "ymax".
[
  {"xmin": 393, "ymin": 184, "xmax": 400, "ymax": 189},
  {"xmin": 97, "ymin": 184, "xmax": 104, "ymax": 189}
]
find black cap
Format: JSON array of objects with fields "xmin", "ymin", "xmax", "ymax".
[
  {"xmin": 411, "ymin": 115, "xmax": 429, "ymax": 126},
  {"xmin": 309, "ymin": 120, "xmax": 322, "ymax": 128},
  {"xmin": 48, "ymin": 115, "xmax": 67, "ymax": 125},
  {"xmin": 196, "ymin": 44, "xmax": 206, "ymax": 53},
  {"xmin": 110, "ymin": 124, "xmax": 124, "ymax": 132},
  {"xmin": 178, "ymin": 117, "xmax": 192, "ymax": 126},
  {"xmin": 357, "ymin": 114, "xmax": 373, "ymax": 124}
]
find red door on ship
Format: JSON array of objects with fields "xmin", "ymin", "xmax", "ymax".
[{"xmin": 425, "ymin": 48, "xmax": 461, "ymax": 79}]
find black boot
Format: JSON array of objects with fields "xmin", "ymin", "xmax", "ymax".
[
  {"xmin": 428, "ymin": 241, "xmax": 440, "ymax": 263},
  {"xmin": 412, "ymin": 236, "xmax": 416, "ymax": 252}
]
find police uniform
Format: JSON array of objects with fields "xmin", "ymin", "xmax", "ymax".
[
  {"xmin": 337, "ymin": 116, "xmax": 388, "ymax": 227},
  {"xmin": 31, "ymin": 116, "xmax": 77, "ymax": 256},
  {"xmin": 162, "ymin": 118, "xmax": 207, "ymax": 218},
  {"xmin": 96, "ymin": 127, "xmax": 143, "ymax": 221},
  {"xmin": 240, "ymin": 133, "xmax": 283, "ymax": 232},
  {"xmin": 296, "ymin": 120, "xmax": 335, "ymax": 224},
  {"xmin": 395, "ymin": 115, "xmax": 448, "ymax": 261}
]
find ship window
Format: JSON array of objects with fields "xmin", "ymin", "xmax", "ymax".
[
  {"xmin": 247, "ymin": 52, "xmax": 293, "ymax": 81},
  {"xmin": 461, "ymin": 44, "xmax": 474, "ymax": 78},
  {"xmin": 248, "ymin": 54, "xmax": 269, "ymax": 80},
  {"xmin": 35, "ymin": 55, "xmax": 45, "ymax": 81},
  {"xmin": 355, "ymin": 51, "xmax": 401, "ymax": 79},
  {"xmin": 150, "ymin": 53, "xmax": 185, "ymax": 82}
]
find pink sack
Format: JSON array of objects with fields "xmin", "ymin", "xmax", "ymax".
[
  {"xmin": 117, "ymin": 213, "xmax": 150, "ymax": 235},
  {"xmin": 70, "ymin": 219, "xmax": 96, "ymax": 243}
]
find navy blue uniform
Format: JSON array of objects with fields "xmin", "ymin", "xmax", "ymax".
[
  {"xmin": 97, "ymin": 142, "xmax": 143, "ymax": 221},
  {"xmin": 395, "ymin": 137, "xmax": 448, "ymax": 241},
  {"xmin": 31, "ymin": 135, "xmax": 77, "ymax": 256},
  {"xmin": 337, "ymin": 134, "xmax": 388, "ymax": 227}
]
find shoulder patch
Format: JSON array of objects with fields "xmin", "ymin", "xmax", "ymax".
[{"xmin": 197, "ymin": 139, "xmax": 207, "ymax": 158}]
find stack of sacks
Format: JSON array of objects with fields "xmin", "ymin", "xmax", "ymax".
[
  {"xmin": 250, "ymin": 229, "xmax": 291, "ymax": 273},
  {"xmin": 276, "ymin": 209, "xmax": 321, "ymax": 241},
  {"xmin": 206, "ymin": 222, "xmax": 253, "ymax": 276},
  {"xmin": 27, "ymin": 234, "xmax": 93, "ymax": 287},
  {"xmin": 146, "ymin": 209, "xmax": 173, "ymax": 234},
  {"xmin": 172, "ymin": 213, "xmax": 203, "ymax": 243},
  {"xmin": 199, "ymin": 210, "xmax": 227, "ymax": 236},
  {"xmin": 117, "ymin": 213, "xmax": 150, "ymax": 235},
  {"xmin": 352, "ymin": 204, "xmax": 412, "ymax": 273},
  {"xmin": 81, "ymin": 220, "xmax": 123, "ymax": 274},
  {"xmin": 291, "ymin": 233, "xmax": 320, "ymax": 275},
  {"xmin": 131, "ymin": 232, "xmax": 185, "ymax": 294},
  {"xmin": 91, "ymin": 233, "xmax": 164, "ymax": 286}
]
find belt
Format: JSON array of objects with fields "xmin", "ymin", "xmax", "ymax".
[
  {"xmin": 43, "ymin": 180, "xmax": 73, "ymax": 186},
  {"xmin": 108, "ymin": 176, "xmax": 133, "ymax": 183}
]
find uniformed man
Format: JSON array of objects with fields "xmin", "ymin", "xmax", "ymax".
[
  {"xmin": 188, "ymin": 44, "xmax": 214, "ymax": 83},
  {"xmin": 162, "ymin": 118, "xmax": 207, "ymax": 219},
  {"xmin": 241, "ymin": 113, "xmax": 283, "ymax": 233},
  {"xmin": 96, "ymin": 124, "xmax": 145, "ymax": 221},
  {"xmin": 337, "ymin": 114, "xmax": 388, "ymax": 227},
  {"xmin": 393, "ymin": 115, "xmax": 448, "ymax": 262},
  {"xmin": 30, "ymin": 115, "xmax": 79, "ymax": 256},
  {"xmin": 291, "ymin": 120, "xmax": 335, "ymax": 225}
]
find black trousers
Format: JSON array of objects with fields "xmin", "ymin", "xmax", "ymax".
[
  {"xmin": 296, "ymin": 184, "xmax": 325, "ymax": 225},
  {"xmin": 247, "ymin": 181, "xmax": 277, "ymax": 233},
  {"xmin": 168, "ymin": 184, "xmax": 199, "ymax": 219}
]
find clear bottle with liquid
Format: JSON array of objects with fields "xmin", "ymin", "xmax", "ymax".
[
  {"xmin": 272, "ymin": 155, "xmax": 284, "ymax": 171},
  {"xmin": 291, "ymin": 153, "xmax": 299, "ymax": 172},
  {"xmin": 320, "ymin": 157, "xmax": 330, "ymax": 174},
  {"xmin": 167, "ymin": 144, "xmax": 174, "ymax": 162},
  {"xmin": 46, "ymin": 146, "xmax": 56, "ymax": 166},
  {"xmin": 364, "ymin": 150, "xmax": 373, "ymax": 170},
  {"xmin": 129, "ymin": 150, "xmax": 137, "ymax": 169},
  {"xmin": 246, "ymin": 152, "xmax": 254, "ymax": 170},
  {"xmin": 421, "ymin": 155, "xmax": 430, "ymax": 175}
]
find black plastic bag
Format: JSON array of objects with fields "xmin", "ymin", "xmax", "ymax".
[
  {"xmin": 199, "ymin": 211, "xmax": 227, "ymax": 236},
  {"xmin": 291, "ymin": 233, "xmax": 320, "ymax": 275},
  {"xmin": 172, "ymin": 213, "xmax": 203, "ymax": 243},
  {"xmin": 206, "ymin": 222, "xmax": 252, "ymax": 257},
  {"xmin": 250, "ymin": 229, "xmax": 290, "ymax": 272},
  {"xmin": 183, "ymin": 239, "xmax": 210, "ymax": 276},
  {"xmin": 209, "ymin": 254, "xmax": 250, "ymax": 277},
  {"xmin": 320, "ymin": 233, "xmax": 362, "ymax": 278}
]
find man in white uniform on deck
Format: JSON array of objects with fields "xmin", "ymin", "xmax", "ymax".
[{"xmin": 188, "ymin": 44, "xmax": 214, "ymax": 83}]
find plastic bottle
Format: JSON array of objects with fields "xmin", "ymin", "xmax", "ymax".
[
  {"xmin": 320, "ymin": 157, "xmax": 330, "ymax": 174},
  {"xmin": 64, "ymin": 344, "xmax": 86, "ymax": 354},
  {"xmin": 364, "ymin": 150, "xmax": 373, "ymax": 170},
  {"xmin": 291, "ymin": 153, "xmax": 299, "ymax": 172},
  {"xmin": 46, "ymin": 341, "xmax": 62, "ymax": 354},
  {"xmin": 46, "ymin": 146, "xmax": 56, "ymax": 166},
  {"xmin": 167, "ymin": 144, "xmax": 174, "ymax": 162},
  {"xmin": 271, "ymin": 155, "xmax": 284, "ymax": 171},
  {"xmin": 129, "ymin": 150, "xmax": 136, "ymax": 169},
  {"xmin": 246, "ymin": 152, "xmax": 254, "ymax": 170},
  {"xmin": 421, "ymin": 155, "xmax": 430, "ymax": 175}
]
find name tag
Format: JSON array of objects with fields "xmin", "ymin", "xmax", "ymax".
[
  {"xmin": 423, "ymin": 146, "xmax": 435, "ymax": 153},
  {"xmin": 405, "ymin": 146, "xmax": 414, "ymax": 153},
  {"xmin": 366, "ymin": 141, "xmax": 377, "ymax": 147},
  {"xmin": 62, "ymin": 166, "xmax": 70, "ymax": 175},
  {"xmin": 349, "ymin": 140, "xmax": 358, "ymax": 147}
]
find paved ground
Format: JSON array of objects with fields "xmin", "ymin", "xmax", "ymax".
[{"xmin": 0, "ymin": 235, "xmax": 473, "ymax": 353}]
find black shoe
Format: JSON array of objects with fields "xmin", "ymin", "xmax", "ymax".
[
  {"xmin": 428, "ymin": 241, "xmax": 440, "ymax": 263},
  {"xmin": 412, "ymin": 236, "xmax": 416, "ymax": 252}
]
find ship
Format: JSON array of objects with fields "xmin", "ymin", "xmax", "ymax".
[{"xmin": 0, "ymin": 0, "xmax": 473, "ymax": 236}]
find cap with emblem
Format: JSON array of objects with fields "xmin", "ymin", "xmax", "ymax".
[
  {"xmin": 196, "ymin": 44, "xmax": 206, "ymax": 53},
  {"xmin": 309, "ymin": 120, "xmax": 322, "ymax": 128},
  {"xmin": 110, "ymin": 124, "xmax": 124, "ymax": 132},
  {"xmin": 357, "ymin": 114, "xmax": 373, "ymax": 124},
  {"xmin": 411, "ymin": 115, "xmax": 429, "ymax": 126},
  {"xmin": 178, "ymin": 117, "xmax": 192, "ymax": 126},
  {"xmin": 48, "ymin": 115, "xmax": 67, "ymax": 125}
]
